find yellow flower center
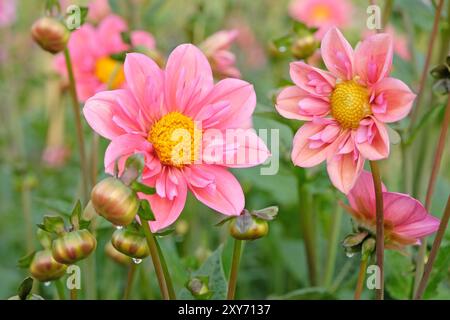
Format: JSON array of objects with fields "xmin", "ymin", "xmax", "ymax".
[
  {"xmin": 94, "ymin": 57, "xmax": 125, "ymax": 89},
  {"xmin": 330, "ymin": 80, "xmax": 371, "ymax": 129},
  {"xmin": 148, "ymin": 112, "xmax": 201, "ymax": 167},
  {"xmin": 312, "ymin": 5, "xmax": 331, "ymax": 22}
]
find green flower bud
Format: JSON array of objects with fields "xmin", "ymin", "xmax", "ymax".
[
  {"xmin": 31, "ymin": 17, "xmax": 69, "ymax": 54},
  {"xmin": 187, "ymin": 277, "xmax": 211, "ymax": 300},
  {"xmin": 105, "ymin": 241, "xmax": 133, "ymax": 266},
  {"xmin": 52, "ymin": 229, "xmax": 97, "ymax": 264},
  {"xmin": 29, "ymin": 250, "xmax": 67, "ymax": 282},
  {"xmin": 91, "ymin": 177, "xmax": 139, "ymax": 226},
  {"xmin": 229, "ymin": 213, "xmax": 269, "ymax": 240},
  {"xmin": 111, "ymin": 228, "xmax": 149, "ymax": 259},
  {"xmin": 291, "ymin": 34, "xmax": 318, "ymax": 60},
  {"xmin": 362, "ymin": 237, "xmax": 376, "ymax": 259},
  {"xmin": 342, "ymin": 231, "xmax": 369, "ymax": 248}
]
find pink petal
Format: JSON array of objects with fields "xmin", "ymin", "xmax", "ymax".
[
  {"xmin": 371, "ymin": 77, "xmax": 416, "ymax": 123},
  {"xmin": 164, "ymin": 44, "xmax": 214, "ymax": 115},
  {"xmin": 201, "ymin": 128, "xmax": 270, "ymax": 168},
  {"xmin": 355, "ymin": 33, "xmax": 393, "ymax": 85},
  {"xmin": 97, "ymin": 15, "xmax": 129, "ymax": 53},
  {"xmin": 103, "ymin": 133, "xmax": 153, "ymax": 174},
  {"xmin": 197, "ymin": 78, "xmax": 256, "ymax": 129},
  {"xmin": 186, "ymin": 164, "xmax": 244, "ymax": 216},
  {"xmin": 276, "ymin": 86, "xmax": 312, "ymax": 120},
  {"xmin": 327, "ymin": 145, "xmax": 364, "ymax": 194},
  {"xmin": 355, "ymin": 117, "xmax": 390, "ymax": 160},
  {"xmin": 131, "ymin": 30, "xmax": 156, "ymax": 50},
  {"xmin": 291, "ymin": 122, "xmax": 340, "ymax": 167},
  {"xmin": 290, "ymin": 61, "xmax": 336, "ymax": 97},
  {"xmin": 348, "ymin": 170, "xmax": 387, "ymax": 217},
  {"xmin": 321, "ymin": 27, "xmax": 354, "ymax": 80}
]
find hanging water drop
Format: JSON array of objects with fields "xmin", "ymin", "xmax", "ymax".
[
  {"xmin": 115, "ymin": 225, "xmax": 123, "ymax": 230},
  {"xmin": 132, "ymin": 258, "xmax": 142, "ymax": 264},
  {"xmin": 346, "ymin": 252, "xmax": 355, "ymax": 258},
  {"xmin": 44, "ymin": 281, "xmax": 51, "ymax": 287}
]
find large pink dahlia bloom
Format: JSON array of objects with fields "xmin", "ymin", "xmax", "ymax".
[
  {"xmin": 54, "ymin": 14, "xmax": 155, "ymax": 102},
  {"xmin": 345, "ymin": 171, "xmax": 439, "ymax": 249},
  {"xmin": 276, "ymin": 28, "xmax": 416, "ymax": 193},
  {"xmin": 84, "ymin": 44, "xmax": 270, "ymax": 231}
]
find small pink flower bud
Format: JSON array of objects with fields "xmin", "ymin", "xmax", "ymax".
[
  {"xmin": 111, "ymin": 228, "xmax": 149, "ymax": 259},
  {"xmin": 29, "ymin": 250, "xmax": 67, "ymax": 282},
  {"xmin": 51, "ymin": 229, "xmax": 97, "ymax": 264},
  {"xmin": 105, "ymin": 241, "xmax": 133, "ymax": 266},
  {"xmin": 31, "ymin": 17, "xmax": 69, "ymax": 54}
]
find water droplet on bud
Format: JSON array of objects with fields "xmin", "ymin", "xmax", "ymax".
[
  {"xmin": 346, "ymin": 252, "xmax": 355, "ymax": 258},
  {"xmin": 115, "ymin": 226, "xmax": 123, "ymax": 230},
  {"xmin": 44, "ymin": 281, "xmax": 51, "ymax": 287},
  {"xmin": 132, "ymin": 258, "xmax": 142, "ymax": 264}
]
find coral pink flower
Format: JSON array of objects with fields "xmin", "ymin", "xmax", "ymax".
[
  {"xmin": 289, "ymin": 0, "xmax": 352, "ymax": 39},
  {"xmin": 344, "ymin": 171, "xmax": 439, "ymax": 249},
  {"xmin": 54, "ymin": 15, "xmax": 155, "ymax": 102},
  {"xmin": 0, "ymin": 0, "xmax": 16, "ymax": 27},
  {"xmin": 364, "ymin": 26, "xmax": 411, "ymax": 61},
  {"xmin": 276, "ymin": 28, "xmax": 416, "ymax": 193},
  {"xmin": 200, "ymin": 30, "xmax": 241, "ymax": 79},
  {"xmin": 83, "ymin": 45, "xmax": 270, "ymax": 231}
]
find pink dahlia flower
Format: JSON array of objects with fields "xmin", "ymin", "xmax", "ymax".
[
  {"xmin": 0, "ymin": 0, "xmax": 16, "ymax": 27},
  {"xmin": 200, "ymin": 30, "xmax": 241, "ymax": 79},
  {"xmin": 276, "ymin": 28, "xmax": 416, "ymax": 193},
  {"xmin": 364, "ymin": 26, "xmax": 411, "ymax": 61},
  {"xmin": 289, "ymin": 0, "xmax": 352, "ymax": 39},
  {"xmin": 83, "ymin": 44, "xmax": 270, "ymax": 231},
  {"xmin": 344, "ymin": 171, "xmax": 439, "ymax": 249},
  {"xmin": 54, "ymin": 15, "xmax": 155, "ymax": 102}
]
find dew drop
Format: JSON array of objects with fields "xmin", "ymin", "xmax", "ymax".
[
  {"xmin": 346, "ymin": 252, "xmax": 355, "ymax": 258},
  {"xmin": 115, "ymin": 226, "xmax": 123, "ymax": 230},
  {"xmin": 44, "ymin": 281, "xmax": 51, "ymax": 287},
  {"xmin": 132, "ymin": 258, "xmax": 142, "ymax": 264}
]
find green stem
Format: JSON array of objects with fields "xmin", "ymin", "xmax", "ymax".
[
  {"xmin": 21, "ymin": 185, "xmax": 34, "ymax": 252},
  {"xmin": 369, "ymin": 161, "xmax": 384, "ymax": 300},
  {"xmin": 55, "ymin": 279, "xmax": 66, "ymax": 300},
  {"xmin": 154, "ymin": 237, "xmax": 176, "ymax": 299},
  {"xmin": 227, "ymin": 239, "xmax": 243, "ymax": 300},
  {"xmin": 123, "ymin": 263, "xmax": 137, "ymax": 300},
  {"xmin": 141, "ymin": 220, "xmax": 170, "ymax": 300},
  {"xmin": 354, "ymin": 256, "xmax": 368, "ymax": 300},
  {"xmin": 90, "ymin": 133, "xmax": 99, "ymax": 187},
  {"xmin": 382, "ymin": 0, "xmax": 394, "ymax": 29},
  {"xmin": 70, "ymin": 288, "xmax": 77, "ymax": 300},
  {"xmin": 415, "ymin": 196, "xmax": 450, "ymax": 299},
  {"xmin": 63, "ymin": 47, "xmax": 89, "ymax": 204},
  {"xmin": 324, "ymin": 205, "xmax": 343, "ymax": 288}
]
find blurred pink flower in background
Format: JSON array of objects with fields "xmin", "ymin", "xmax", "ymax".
[
  {"xmin": 289, "ymin": 0, "xmax": 352, "ymax": 39},
  {"xmin": 59, "ymin": 0, "xmax": 111, "ymax": 24},
  {"xmin": 364, "ymin": 26, "xmax": 411, "ymax": 61},
  {"xmin": 344, "ymin": 171, "xmax": 439, "ymax": 249},
  {"xmin": 54, "ymin": 14, "xmax": 155, "ymax": 102},
  {"xmin": 276, "ymin": 28, "xmax": 416, "ymax": 193},
  {"xmin": 83, "ymin": 45, "xmax": 270, "ymax": 231},
  {"xmin": 0, "ymin": 0, "xmax": 16, "ymax": 27},
  {"xmin": 42, "ymin": 145, "xmax": 71, "ymax": 168},
  {"xmin": 200, "ymin": 30, "xmax": 241, "ymax": 79}
]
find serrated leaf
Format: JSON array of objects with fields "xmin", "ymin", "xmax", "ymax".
[
  {"xmin": 131, "ymin": 181, "xmax": 156, "ymax": 195},
  {"xmin": 18, "ymin": 277, "xmax": 34, "ymax": 300},
  {"xmin": 251, "ymin": 206, "xmax": 279, "ymax": 221},
  {"xmin": 138, "ymin": 199, "xmax": 155, "ymax": 221},
  {"xmin": 17, "ymin": 251, "xmax": 36, "ymax": 269}
]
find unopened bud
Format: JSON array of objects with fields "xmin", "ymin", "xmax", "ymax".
[
  {"xmin": 91, "ymin": 177, "xmax": 140, "ymax": 226},
  {"xmin": 229, "ymin": 212, "xmax": 269, "ymax": 240},
  {"xmin": 111, "ymin": 228, "xmax": 149, "ymax": 259},
  {"xmin": 187, "ymin": 277, "xmax": 211, "ymax": 300},
  {"xmin": 342, "ymin": 231, "xmax": 369, "ymax": 248},
  {"xmin": 362, "ymin": 237, "xmax": 376, "ymax": 259},
  {"xmin": 29, "ymin": 250, "xmax": 67, "ymax": 282},
  {"xmin": 291, "ymin": 34, "xmax": 318, "ymax": 60},
  {"xmin": 31, "ymin": 17, "xmax": 69, "ymax": 54},
  {"xmin": 105, "ymin": 241, "xmax": 133, "ymax": 266},
  {"xmin": 52, "ymin": 229, "xmax": 97, "ymax": 264}
]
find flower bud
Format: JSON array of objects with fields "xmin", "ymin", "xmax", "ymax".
[
  {"xmin": 31, "ymin": 17, "xmax": 69, "ymax": 54},
  {"xmin": 111, "ymin": 228, "xmax": 149, "ymax": 259},
  {"xmin": 187, "ymin": 277, "xmax": 211, "ymax": 300},
  {"xmin": 29, "ymin": 250, "xmax": 67, "ymax": 282},
  {"xmin": 291, "ymin": 34, "xmax": 318, "ymax": 60},
  {"xmin": 362, "ymin": 237, "xmax": 376, "ymax": 259},
  {"xmin": 91, "ymin": 177, "xmax": 139, "ymax": 226},
  {"xmin": 229, "ymin": 214, "xmax": 269, "ymax": 240},
  {"xmin": 342, "ymin": 231, "xmax": 368, "ymax": 248},
  {"xmin": 52, "ymin": 229, "xmax": 97, "ymax": 264},
  {"xmin": 105, "ymin": 241, "xmax": 133, "ymax": 266}
]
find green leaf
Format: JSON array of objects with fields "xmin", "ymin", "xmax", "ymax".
[
  {"xmin": 37, "ymin": 229, "xmax": 53, "ymax": 250},
  {"xmin": 131, "ymin": 181, "xmax": 156, "ymax": 195},
  {"xmin": 70, "ymin": 200, "xmax": 82, "ymax": 229},
  {"xmin": 385, "ymin": 250, "xmax": 414, "ymax": 299},
  {"xmin": 79, "ymin": 6, "xmax": 89, "ymax": 25},
  {"xmin": 17, "ymin": 251, "xmax": 36, "ymax": 269},
  {"xmin": 138, "ymin": 199, "xmax": 155, "ymax": 221},
  {"xmin": 424, "ymin": 245, "xmax": 450, "ymax": 299},
  {"xmin": 110, "ymin": 51, "xmax": 127, "ymax": 63},
  {"xmin": 45, "ymin": 0, "xmax": 61, "ymax": 14},
  {"xmin": 121, "ymin": 32, "xmax": 132, "ymax": 45},
  {"xmin": 178, "ymin": 245, "xmax": 227, "ymax": 300},
  {"xmin": 17, "ymin": 277, "xmax": 34, "ymax": 300},
  {"xmin": 405, "ymin": 104, "xmax": 445, "ymax": 145},
  {"xmin": 37, "ymin": 215, "xmax": 66, "ymax": 235}
]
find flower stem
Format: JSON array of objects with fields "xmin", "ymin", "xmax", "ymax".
[
  {"xmin": 409, "ymin": 0, "xmax": 445, "ymax": 128},
  {"xmin": 63, "ymin": 47, "xmax": 89, "ymax": 203},
  {"xmin": 123, "ymin": 263, "xmax": 137, "ymax": 300},
  {"xmin": 354, "ymin": 256, "xmax": 368, "ymax": 300},
  {"xmin": 227, "ymin": 239, "xmax": 243, "ymax": 300},
  {"xmin": 414, "ymin": 196, "xmax": 450, "ymax": 299},
  {"xmin": 70, "ymin": 288, "xmax": 77, "ymax": 300},
  {"xmin": 140, "ymin": 220, "xmax": 170, "ymax": 300},
  {"xmin": 369, "ymin": 160, "xmax": 384, "ymax": 300},
  {"xmin": 324, "ymin": 205, "xmax": 343, "ymax": 288},
  {"xmin": 154, "ymin": 237, "xmax": 176, "ymax": 299},
  {"xmin": 55, "ymin": 279, "xmax": 66, "ymax": 300},
  {"xmin": 90, "ymin": 133, "xmax": 99, "ymax": 187},
  {"xmin": 414, "ymin": 94, "xmax": 450, "ymax": 295}
]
